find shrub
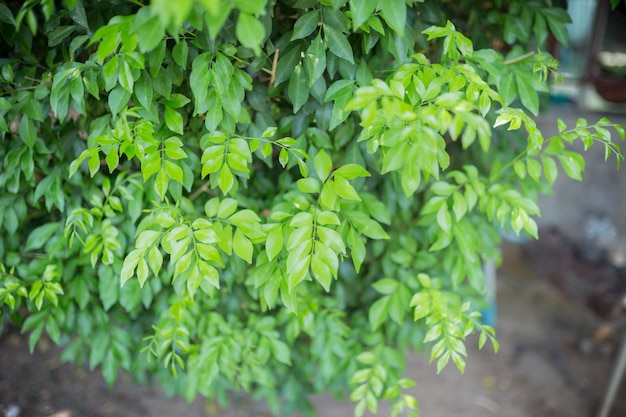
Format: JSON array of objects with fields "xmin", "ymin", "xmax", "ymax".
[{"xmin": 0, "ymin": 0, "xmax": 624, "ymax": 416}]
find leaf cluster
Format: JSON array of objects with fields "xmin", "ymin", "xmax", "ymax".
[{"xmin": 0, "ymin": 1, "xmax": 624, "ymax": 416}]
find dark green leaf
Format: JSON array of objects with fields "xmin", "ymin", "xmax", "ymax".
[
  {"xmin": 0, "ymin": 4, "xmax": 15, "ymax": 26},
  {"xmin": 323, "ymin": 24, "xmax": 354, "ymax": 64},
  {"xmin": 305, "ymin": 33, "xmax": 326, "ymax": 87},
  {"xmin": 108, "ymin": 85, "xmax": 131, "ymax": 116},
  {"xmin": 288, "ymin": 63, "xmax": 309, "ymax": 112},
  {"xmin": 292, "ymin": 10, "xmax": 320, "ymax": 40},
  {"xmin": 25, "ymin": 222, "xmax": 61, "ymax": 251},
  {"xmin": 274, "ymin": 45, "xmax": 301, "ymax": 86},
  {"xmin": 18, "ymin": 115, "xmax": 36, "ymax": 148}
]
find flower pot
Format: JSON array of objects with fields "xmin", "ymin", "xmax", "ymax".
[{"xmin": 592, "ymin": 52, "xmax": 626, "ymax": 103}]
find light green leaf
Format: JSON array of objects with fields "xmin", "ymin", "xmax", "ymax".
[
  {"xmin": 233, "ymin": 227, "xmax": 253, "ymax": 263},
  {"xmin": 164, "ymin": 105, "xmax": 184, "ymax": 134},
  {"xmin": 108, "ymin": 85, "xmax": 130, "ymax": 116},
  {"xmin": 133, "ymin": 8, "xmax": 165, "ymax": 53},
  {"xmin": 155, "ymin": 168, "xmax": 169, "ymax": 199},
  {"xmin": 333, "ymin": 164, "xmax": 370, "ymax": 179},
  {"xmin": 218, "ymin": 165, "xmax": 235, "ymax": 194},
  {"xmin": 172, "ymin": 40, "xmax": 189, "ymax": 68},
  {"xmin": 515, "ymin": 72, "xmax": 539, "ymax": 115},
  {"xmin": 350, "ymin": 0, "xmax": 378, "ymax": 29},
  {"xmin": 557, "ymin": 151, "xmax": 584, "ymax": 181},
  {"xmin": 297, "ymin": 177, "xmax": 321, "ymax": 193},
  {"xmin": 314, "ymin": 149, "xmax": 333, "ymax": 181},
  {"xmin": 380, "ymin": 0, "xmax": 406, "ymax": 36},
  {"xmin": 265, "ymin": 225, "xmax": 284, "ymax": 261},
  {"xmin": 236, "ymin": 13, "xmax": 265, "ymax": 53},
  {"xmin": 334, "ymin": 175, "xmax": 360, "ymax": 200},
  {"xmin": 436, "ymin": 206, "xmax": 452, "ymax": 233}
]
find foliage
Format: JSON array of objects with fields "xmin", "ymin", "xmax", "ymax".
[{"xmin": 0, "ymin": 0, "xmax": 624, "ymax": 416}]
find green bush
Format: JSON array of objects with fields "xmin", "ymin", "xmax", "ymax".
[{"xmin": 0, "ymin": 0, "xmax": 624, "ymax": 415}]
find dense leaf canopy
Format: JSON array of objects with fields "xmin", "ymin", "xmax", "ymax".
[{"xmin": 0, "ymin": 1, "xmax": 624, "ymax": 416}]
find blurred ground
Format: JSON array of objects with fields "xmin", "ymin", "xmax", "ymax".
[{"xmin": 1, "ymin": 102, "xmax": 626, "ymax": 417}]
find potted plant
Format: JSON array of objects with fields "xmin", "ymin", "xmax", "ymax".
[{"xmin": 593, "ymin": 51, "xmax": 626, "ymax": 103}]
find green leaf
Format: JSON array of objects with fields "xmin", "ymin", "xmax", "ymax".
[
  {"xmin": 323, "ymin": 24, "xmax": 354, "ymax": 64},
  {"xmin": 297, "ymin": 177, "xmax": 321, "ymax": 193},
  {"xmin": 25, "ymin": 222, "xmax": 61, "ymax": 251},
  {"xmin": 272, "ymin": 147, "xmax": 286, "ymax": 168},
  {"xmin": 311, "ymin": 254, "xmax": 332, "ymax": 291},
  {"xmin": 0, "ymin": 4, "xmax": 15, "ymax": 26},
  {"xmin": 350, "ymin": 0, "xmax": 378, "ymax": 29},
  {"xmin": 305, "ymin": 33, "xmax": 326, "ymax": 87},
  {"xmin": 270, "ymin": 338, "xmax": 292, "ymax": 365},
  {"xmin": 557, "ymin": 151, "xmax": 584, "ymax": 181},
  {"xmin": 265, "ymin": 225, "xmax": 284, "ymax": 260},
  {"xmin": 172, "ymin": 40, "xmax": 189, "ymax": 68},
  {"xmin": 333, "ymin": 164, "xmax": 370, "ymax": 179},
  {"xmin": 380, "ymin": 0, "xmax": 405, "ymax": 36},
  {"xmin": 542, "ymin": 155, "xmax": 558, "ymax": 185},
  {"xmin": 515, "ymin": 72, "xmax": 539, "ymax": 115},
  {"xmin": 217, "ymin": 198, "xmax": 238, "ymax": 218},
  {"xmin": 165, "ymin": 105, "xmax": 184, "ymax": 134},
  {"xmin": 334, "ymin": 175, "xmax": 360, "ymax": 200},
  {"xmin": 288, "ymin": 63, "xmax": 309, "ymax": 112},
  {"xmin": 105, "ymin": 149, "xmax": 119, "ymax": 173},
  {"xmin": 347, "ymin": 212, "xmax": 388, "ymax": 239},
  {"xmin": 499, "ymin": 72, "xmax": 517, "ymax": 106},
  {"xmin": 18, "ymin": 115, "xmax": 36, "ymax": 148},
  {"xmin": 108, "ymin": 85, "xmax": 131, "ymax": 116},
  {"xmin": 236, "ymin": 13, "xmax": 265, "ymax": 53},
  {"xmin": 314, "ymin": 149, "xmax": 333, "ymax": 181},
  {"xmin": 369, "ymin": 296, "xmax": 389, "ymax": 330},
  {"xmin": 401, "ymin": 163, "xmax": 421, "ymax": 197},
  {"xmin": 48, "ymin": 25, "xmax": 75, "ymax": 47},
  {"xmin": 372, "ymin": 278, "xmax": 399, "ymax": 295},
  {"xmin": 274, "ymin": 44, "xmax": 301, "ymax": 86},
  {"xmin": 155, "ymin": 168, "xmax": 169, "ymax": 199},
  {"xmin": 133, "ymin": 8, "xmax": 165, "ymax": 53},
  {"xmin": 436, "ymin": 206, "xmax": 452, "ymax": 233},
  {"xmin": 118, "ymin": 60, "xmax": 134, "ymax": 92},
  {"xmin": 292, "ymin": 10, "xmax": 320, "ymax": 40},
  {"xmin": 541, "ymin": 7, "xmax": 571, "ymax": 46},
  {"xmin": 218, "ymin": 165, "xmax": 235, "ymax": 194},
  {"xmin": 534, "ymin": 14, "xmax": 548, "ymax": 46},
  {"xmin": 233, "ymin": 227, "xmax": 253, "ymax": 263}
]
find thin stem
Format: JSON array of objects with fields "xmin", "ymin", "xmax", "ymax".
[
  {"xmin": 504, "ymin": 51, "xmax": 535, "ymax": 65},
  {"xmin": 489, "ymin": 149, "xmax": 527, "ymax": 182},
  {"xmin": 189, "ymin": 180, "xmax": 211, "ymax": 201},
  {"xmin": 269, "ymin": 48, "xmax": 279, "ymax": 86}
]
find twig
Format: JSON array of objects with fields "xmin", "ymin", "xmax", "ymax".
[
  {"xmin": 189, "ymin": 180, "xmax": 211, "ymax": 201},
  {"xmin": 504, "ymin": 51, "xmax": 536, "ymax": 65},
  {"xmin": 269, "ymin": 48, "xmax": 280, "ymax": 86}
]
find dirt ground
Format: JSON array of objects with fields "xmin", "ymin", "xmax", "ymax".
[{"xmin": 2, "ymin": 102, "xmax": 626, "ymax": 417}]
